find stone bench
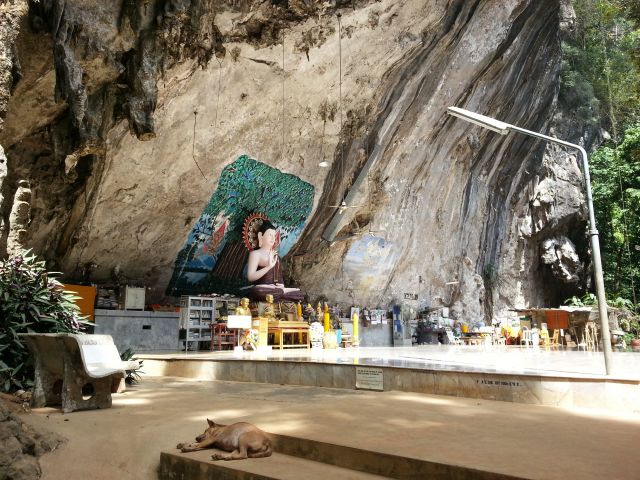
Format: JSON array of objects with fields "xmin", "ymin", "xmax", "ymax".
[{"xmin": 19, "ymin": 333, "xmax": 140, "ymax": 413}]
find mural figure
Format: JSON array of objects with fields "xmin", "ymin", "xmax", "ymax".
[
  {"xmin": 245, "ymin": 220, "xmax": 305, "ymax": 302},
  {"xmin": 167, "ymin": 155, "xmax": 314, "ymax": 296}
]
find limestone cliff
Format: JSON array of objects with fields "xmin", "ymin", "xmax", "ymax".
[{"xmin": 0, "ymin": 0, "xmax": 593, "ymax": 322}]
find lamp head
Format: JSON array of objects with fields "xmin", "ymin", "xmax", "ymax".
[{"xmin": 447, "ymin": 107, "xmax": 510, "ymax": 135}]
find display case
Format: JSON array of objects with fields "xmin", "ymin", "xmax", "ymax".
[{"xmin": 179, "ymin": 296, "xmax": 240, "ymax": 351}]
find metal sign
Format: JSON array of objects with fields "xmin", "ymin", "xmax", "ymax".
[
  {"xmin": 355, "ymin": 367, "xmax": 384, "ymax": 391},
  {"xmin": 404, "ymin": 293, "xmax": 418, "ymax": 300}
]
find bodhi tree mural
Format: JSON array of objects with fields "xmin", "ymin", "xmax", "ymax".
[{"xmin": 167, "ymin": 155, "xmax": 314, "ymax": 296}]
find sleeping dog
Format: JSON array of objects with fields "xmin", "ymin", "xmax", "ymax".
[{"xmin": 177, "ymin": 419, "xmax": 272, "ymax": 461}]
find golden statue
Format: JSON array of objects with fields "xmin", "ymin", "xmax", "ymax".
[
  {"xmin": 263, "ymin": 294, "xmax": 275, "ymax": 319},
  {"xmin": 235, "ymin": 297, "xmax": 251, "ymax": 316}
]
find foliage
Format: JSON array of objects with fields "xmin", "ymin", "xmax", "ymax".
[
  {"xmin": 482, "ymin": 263, "xmax": 501, "ymax": 288},
  {"xmin": 119, "ymin": 348, "xmax": 144, "ymax": 385},
  {"xmin": 561, "ymin": 0, "xmax": 640, "ymax": 131},
  {"xmin": 563, "ymin": 2, "xmax": 640, "ymax": 311},
  {"xmin": 591, "ymin": 124, "xmax": 640, "ymax": 303},
  {"xmin": 0, "ymin": 251, "xmax": 87, "ymax": 392},
  {"xmin": 564, "ymin": 293, "xmax": 598, "ymax": 307},
  {"xmin": 619, "ymin": 316, "xmax": 640, "ymax": 342}
]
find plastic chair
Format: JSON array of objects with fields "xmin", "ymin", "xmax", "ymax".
[
  {"xmin": 444, "ymin": 327, "xmax": 463, "ymax": 346},
  {"xmin": 539, "ymin": 329, "xmax": 550, "ymax": 346},
  {"xmin": 520, "ymin": 328, "xmax": 534, "ymax": 347},
  {"xmin": 494, "ymin": 334, "xmax": 506, "ymax": 345},
  {"xmin": 580, "ymin": 322, "xmax": 598, "ymax": 351}
]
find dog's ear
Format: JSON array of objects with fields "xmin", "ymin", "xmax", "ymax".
[{"xmin": 207, "ymin": 418, "xmax": 216, "ymax": 427}]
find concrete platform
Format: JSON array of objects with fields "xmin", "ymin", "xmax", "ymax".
[
  {"xmin": 138, "ymin": 346, "xmax": 640, "ymax": 412},
  {"xmin": 22, "ymin": 377, "xmax": 640, "ymax": 480}
]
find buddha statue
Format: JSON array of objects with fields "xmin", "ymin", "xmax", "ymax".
[
  {"xmin": 263, "ymin": 294, "xmax": 275, "ymax": 319},
  {"xmin": 235, "ymin": 297, "xmax": 251, "ymax": 316},
  {"xmin": 245, "ymin": 220, "xmax": 305, "ymax": 302}
]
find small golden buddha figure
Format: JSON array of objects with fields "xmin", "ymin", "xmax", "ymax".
[
  {"xmin": 263, "ymin": 294, "xmax": 276, "ymax": 319},
  {"xmin": 235, "ymin": 297, "xmax": 251, "ymax": 316}
]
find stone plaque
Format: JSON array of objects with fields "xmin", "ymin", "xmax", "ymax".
[{"xmin": 355, "ymin": 367, "xmax": 384, "ymax": 391}]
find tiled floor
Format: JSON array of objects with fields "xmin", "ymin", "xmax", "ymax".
[{"xmin": 138, "ymin": 345, "xmax": 640, "ymax": 380}]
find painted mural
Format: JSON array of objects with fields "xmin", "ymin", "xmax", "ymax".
[
  {"xmin": 167, "ymin": 155, "xmax": 314, "ymax": 296},
  {"xmin": 343, "ymin": 234, "xmax": 398, "ymax": 299}
]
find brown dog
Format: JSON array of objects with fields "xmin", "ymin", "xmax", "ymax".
[{"xmin": 177, "ymin": 419, "xmax": 273, "ymax": 461}]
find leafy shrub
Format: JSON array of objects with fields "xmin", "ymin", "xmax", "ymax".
[
  {"xmin": 0, "ymin": 251, "xmax": 87, "ymax": 392},
  {"xmin": 564, "ymin": 293, "xmax": 598, "ymax": 307},
  {"xmin": 119, "ymin": 348, "xmax": 144, "ymax": 385}
]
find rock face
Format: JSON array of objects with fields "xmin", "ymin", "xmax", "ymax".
[
  {"xmin": 0, "ymin": 0, "xmax": 593, "ymax": 321},
  {"xmin": 6, "ymin": 179, "xmax": 30, "ymax": 255},
  {"xmin": 0, "ymin": 401, "xmax": 64, "ymax": 480}
]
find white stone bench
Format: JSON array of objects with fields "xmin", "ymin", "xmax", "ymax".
[{"xmin": 19, "ymin": 333, "xmax": 140, "ymax": 413}]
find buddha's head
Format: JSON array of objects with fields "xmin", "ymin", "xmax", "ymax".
[
  {"xmin": 257, "ymin": 221, "xmax": 277, "ymax": 250},
  {"xmin": 240, "ymin": 297, "xmax": 250, "ymax": 308}
]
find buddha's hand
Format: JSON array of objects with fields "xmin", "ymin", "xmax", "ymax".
[{"xmin": 268, "ymin": 251, "xmax": 278, "ymax": 269}]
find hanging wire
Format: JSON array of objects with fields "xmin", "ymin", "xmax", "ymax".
[
  {"xmin": 192, "ymin": 110, "xmax": 207, "ymax": 179},
  {"xmin": 338, "ymin": 12, "xmax": 344, "ymax": 199},
  {"xmin": 209, "ymin": 56, "xmax": 223, "ymax": 161},
  {"xmin": 337, "ymin": 12, "xmax": 346, "ymax": 291},
  {"xmin": 282, "ymin": 27, "xmax": 286, "ymax": 164}
]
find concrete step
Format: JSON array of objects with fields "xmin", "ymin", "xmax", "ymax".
[
  {"xmin": 160, "ymin": 433, "xmax": 527, "ymax": 480},
  {"xmin": 160, "ymin": 449, "xmax": 389, "ymax": 480},
  {"xmin": 270, "ymin": 434, "xmax": 526, "ymax": 479}
]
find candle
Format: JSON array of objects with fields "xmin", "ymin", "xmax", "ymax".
[
  {"xmin": 352, "ymin": 311, "xmax": 359, "ymax": 345},
  {"xmin": 324, "ymin": 311, "xmax": 331, "ymax": 332},
  {"xmin": 297, "ymin": 302, "xmax": 303, "ymax": 320}
]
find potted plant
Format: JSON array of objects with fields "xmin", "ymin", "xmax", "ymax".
[{"xmin": 620, "ymin": 318, "xmax": 640, "ymax": 350}]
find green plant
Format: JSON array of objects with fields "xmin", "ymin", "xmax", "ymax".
[
  {"xmin": 119, "ymin": 348, "xmax": 144, "ymax": 385},
  {"xmin": 564, "ymin": 293, "xmax": 598, "ymax": 307},
  {"xmin": 482, "ymin": 263, "xmax": 501, "ymax": 288},
  {"xmin": 0, "ymin": 251, "xmax": 87, "ymax": 392},
  {"xmin": 607, "ymin": 296, "xmax": 636, "ymax": 310},
  {"xmin": 620, "ymin": 316, "xmax": 640, "ymax": 341}
]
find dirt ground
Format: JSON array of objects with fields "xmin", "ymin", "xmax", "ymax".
[{"xmin": 14, "ymin": 376, "xmax": 640, "ymax": 480}]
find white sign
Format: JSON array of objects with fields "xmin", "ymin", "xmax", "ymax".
[
  {"xmin": 355, "ymin": 367, "xmax": 384, "ymax": 391},
  {"xmin": 227, "ymin": 315, "xmax": 252, "ymax": 329}
]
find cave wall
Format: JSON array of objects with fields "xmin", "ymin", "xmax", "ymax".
[{"xmin": 0, "ymin": 0, "xmax": 591, "ymax": 321}]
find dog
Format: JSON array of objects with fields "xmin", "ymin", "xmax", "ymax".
[{"xmin": 177, "ymin": 419, "xmax": 272, "ymax": 461}]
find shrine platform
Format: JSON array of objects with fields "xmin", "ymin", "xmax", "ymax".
[{"xmin": 137, "ymin": 345, "xmax": 640, "ymax": 412}]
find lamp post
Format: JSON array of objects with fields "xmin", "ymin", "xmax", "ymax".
[{"xmin": 447, "ymin": 106, "xmax": 613, "ymax": 375}]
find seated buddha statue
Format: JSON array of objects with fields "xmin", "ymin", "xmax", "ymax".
[
  {"xmin": 235, "ymin": 297, "xmax": 251, "ymax": 316},
  {"xmin": 246, "ymin": 220, "xmax": 305, "ymax": 303}
]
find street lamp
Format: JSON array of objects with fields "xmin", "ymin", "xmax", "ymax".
[{"xmin": 447, "ymin": 106, "xmax": 613, "ymax": 375}]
